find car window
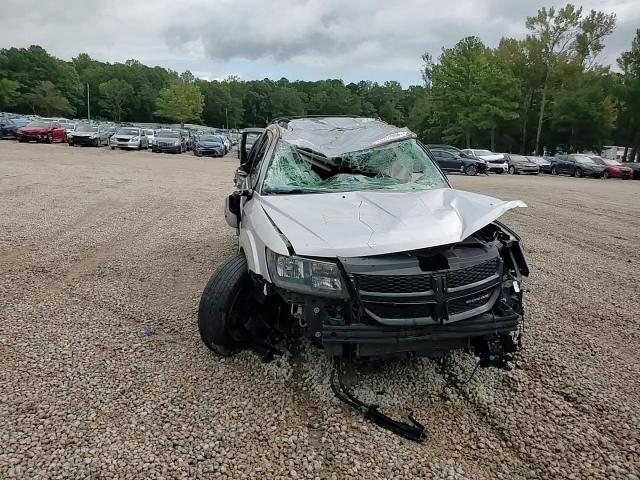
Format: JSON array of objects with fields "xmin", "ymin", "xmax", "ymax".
[
  {"xmin": 250, "ymin": 133, "xmax": 272, "ymax": 189},
  {"xmin": 433, "ymin": 150, "xmax": 453, "ymax": 160}
]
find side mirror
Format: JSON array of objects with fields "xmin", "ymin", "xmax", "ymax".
[{"xmin": 225, "ymin": 190, "xmax": 252, "ymax": 228}]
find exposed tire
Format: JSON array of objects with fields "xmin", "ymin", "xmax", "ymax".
[
  {"xmin": 464, "ymin": 165, "xmax": 478, "ymax": 176},
  {"xmin": 111, "ymin": 146, "xmax": 115, "ymax": 150},
  {"xmin": 574, "ymin": 168, "xmax": 583, "ymax": 178},
  {"xmin": 198, "ymin": 254, "xmax": 252, "ymax": 356},
  {"xmin": 603, "ymin": 171, "xmax": 610, "ymax": 179},
  {"xmin": 508, "ymin": 166, "xmax": 516, "ymax": 174},
  {"xmin": 551, "ymin": 166, "xmax": 558, "ymax": 175},
  {"xmin": 46, "ymin": 134, "xmax": 52, "ymax": 144}
]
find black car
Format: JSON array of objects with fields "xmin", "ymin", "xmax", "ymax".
[
  {"xmin": 428, "ymin": 147, "xmax": 487, "ymax": 176},
  {"xmin": 153, "ymin": 130, "xmax": 185, "ymax": 153},
  {"xmin": 551, "ymin": 154, "xmax": 605, "ymax": 178},
  {"xmin": 0, "ymin": 116, "xmax": 29, "ymax": 139},
  {"xmin": 426, "ymin": 144, "xmax": 466, "ymax": 157},
  {"xmin": 193, "ymin": 134, "xmax": 226, "ymax": 157},
  {"xmin": 621, "ymin": 162, "xmax": 640, "ymax": 180},
  {"xmin": 504, "ymin": 154, "xmax": 540, "ymax": 175}
]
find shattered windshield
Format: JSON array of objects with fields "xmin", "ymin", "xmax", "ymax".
[{"xmin": 262, "ymin": 139, "xmax": 447, "ymax": 194}]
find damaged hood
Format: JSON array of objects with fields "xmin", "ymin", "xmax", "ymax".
[{"xmin": 259, "ymin": 188, "xmax": 526, "ymax": 257}]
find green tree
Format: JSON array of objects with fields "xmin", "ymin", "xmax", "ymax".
[
  {"xmin": 99, "ymin": 79, "xmax": 134, "ymax": 121},
  {"xmin": 526, "ymin": 4, "xmax": 615, "ymax": 154},
  {"xmin": 155, "ymin": 79, "xmax": 204, "ymax": 127},
  {"xmin": 0, "ymin": 78, "xmax": 20, "ymax": 110},
  {"xmin": 429, "ymin": 36, "xmax": 517, "ymax": 147},
  {"xmin": 269, "ymin": 85, "xmax": 306, "ymax": 118},
  {"xmin": 24, "ymin": 80, "xmax": 75, "ymax": 116},
  {"xmin": 615, "ymin": 29, "xmax": 640, "ymax": 161}
]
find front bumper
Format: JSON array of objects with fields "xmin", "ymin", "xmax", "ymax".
[
  {"xmin": 112, "ymin": 142, "xmax": 140, "ymax": 149},
  {"xmin": 284, "ymin": 234, "xmax": 528, "ymax": 359},
  {"xmin": 73, "ymin": 136, "xmax": 99, "ymax": 146},
  {"xmin": 154, "ymin": 144, "xmax": 182, "ymax": 153},
  {"xmin": 488, "ymin": 162, "xmax": 508, "ymax": 172},
  {"xmin": 17, "ymin": 133, "xmax": 49, "ymax": 142},
  {"xmin": 516, "ymin": 166, "xmax": 539, "ymax": 174},
  {"xmin": 321, "ymin": 311, "xmax": 521, "ymax": 357},
  {"xmin": 195, "ymin": 148, "xmax": 224, "ymax": 156}
]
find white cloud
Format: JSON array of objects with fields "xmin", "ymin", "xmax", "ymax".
[{"xmin": 0, "ymin": 0, "xmax": 637, "ymax": 83}]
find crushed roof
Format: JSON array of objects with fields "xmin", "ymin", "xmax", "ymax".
[{"xmin": 278, "ymin": 117, "xmax": 416, "ymax": 158}]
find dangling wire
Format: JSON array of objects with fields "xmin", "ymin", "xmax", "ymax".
[{"xmin": 330, "ymin": 358, "xmax": 427, "ymax": 443}]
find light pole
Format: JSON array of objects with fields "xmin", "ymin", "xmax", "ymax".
[
  {"xmin": 225, "ymin": 108, "xmax": 228, "ymax": 131},
  {"xmin": 86, "ymin": 83, "xmax": 90, "ymax": 121}
]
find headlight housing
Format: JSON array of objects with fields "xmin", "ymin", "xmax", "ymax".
[
  {"xmin": 130, "ymin": 136, "xmax": 139, "ymax": 141},
  {"xmin": 267, "ymin": 249, "xmax": 348, "ymax": 299}
]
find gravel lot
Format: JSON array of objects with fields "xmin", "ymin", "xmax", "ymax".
[{"xmin": 1, "ymin": 142, "xmax": 639, "ymax": 480}]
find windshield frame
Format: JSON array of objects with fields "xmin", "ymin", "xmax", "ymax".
[{"xmin": 257, "ymin": 137, "xmax": 450, "ymax": 196}]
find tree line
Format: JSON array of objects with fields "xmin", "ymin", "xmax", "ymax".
[{"xmin": 0, "ymin": 3, "xmax": 639, "ymax": 159}]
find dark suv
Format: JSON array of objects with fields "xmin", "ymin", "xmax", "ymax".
[
  {"xmin": 551, "ymin": 154, "xmax": 605, "ymax": 178},
  {"xmin": 428, "ymin": 146, "xmax": 487, "ymax": 176}
]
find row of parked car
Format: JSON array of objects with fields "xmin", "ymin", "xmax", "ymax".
[
  {"xmin": 426, "ymin": 144, "xmax": 639, "ymax": 180},
  {"xmin": 0, "ymin": 114, "xmax": 236, "ymax": 157}
]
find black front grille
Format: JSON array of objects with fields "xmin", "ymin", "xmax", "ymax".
[
  {"xmin": 446, "ymin": 259, "xmax": 498, "ymax": 289},
  {"xmin": 355, "ymin": 274, "xmax": 432, "ymax": 293},
  {"xmin": 448, "ymin": 289, "xmax": 493, "ymax": 315},
  {"xmin": 366, "ymin": 302, "xmax": 433, "ymax": 320}
]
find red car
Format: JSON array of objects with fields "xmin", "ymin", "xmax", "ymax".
[
  {"xmin": 590, "ymin": 156, "xmax": 633, "ymax": 179},
  {"xmin": 17, "ymin": 120, "xmax": 67, "ymax": 143}
]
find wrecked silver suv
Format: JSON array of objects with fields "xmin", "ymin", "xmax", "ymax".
[{"xmin": 200, "ymin": 117, "xmax": 528, "ymax": 365}]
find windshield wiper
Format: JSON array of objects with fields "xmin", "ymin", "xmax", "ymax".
[{"xmin": 263, "ymin": 188, "xmax": 325, "ymax": 195}]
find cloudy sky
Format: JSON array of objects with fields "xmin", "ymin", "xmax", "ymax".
[{"xmin": 1, "ymin": 0, "xmax": 638, "ymax": 86}]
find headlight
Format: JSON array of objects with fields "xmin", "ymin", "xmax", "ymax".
[
  {"xmin": 266, "ymin": 249, "xmax": 348, "ymax": 298},
  {"xmin": 130, "ymin": 136, "xmax": 139, "ymax": 141},
  {"xmin": 174, "ymin": 140, "xmax": 180, "ymax": 146}
]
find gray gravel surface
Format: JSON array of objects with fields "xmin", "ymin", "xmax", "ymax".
[{"xmin": 1, "ymin": 142, "xmax": 639, "ymax": 479}]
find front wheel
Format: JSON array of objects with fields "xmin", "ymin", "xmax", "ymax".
[
  {"xmin": 551, "ymin": 166, "xmax": 558, "ymax": 175},
  {"xmin": 464, "ymin": 165, "xmax": 478, "ymax": 176},
  {"xmin": 198, "ymin": 254, "xmax": 251, "ymax": 356},
  {"xmin": 574, "ymin": 168, "xmax": 583, "ymax": 178},
  {"xmin": 508, "ymin": 166, "xmax": 516, "ymax": 174},
  {"xmin": 603, "ymin": 171, "xmax": 610, "ymax": 179}
]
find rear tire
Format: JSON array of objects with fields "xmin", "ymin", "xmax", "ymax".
[
  {"xmin": 198, "ymin": 254, "xmax": 251, "ymax": 356},
  {"xmin": 464, "ymin": 165, "xmax": 478, "ymax": 176},
  {"xmin": 508, "ymin": 166, "xmax": 516, "ymax": 175},
  {"xmin": 603, "ymin": 171, "xmax": 610, "ymax": 179},
  {"xmin": 551, "ymin": 166, "xmax": 558, "ymax": 175},
  {"xmin": 574, "ymin": 168, "xmax": 583, "ymax": 178}
]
